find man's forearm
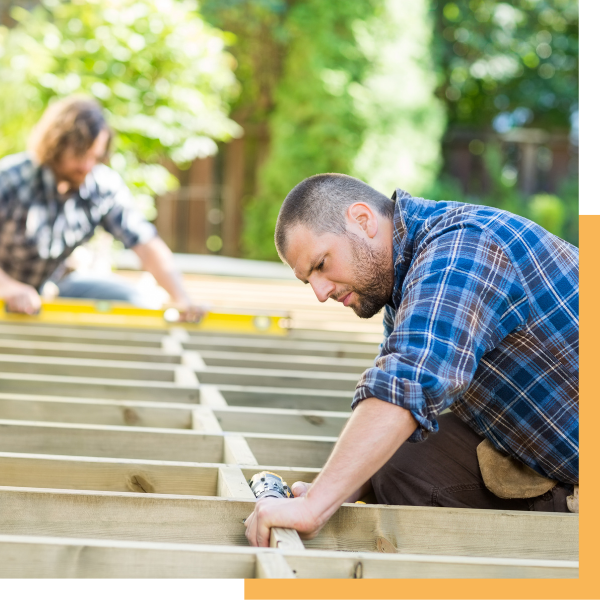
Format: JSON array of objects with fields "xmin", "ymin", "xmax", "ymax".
[
  {"xmin": 305, "ymin": 397, "xmax": 417, "ymax": 528},
  {"xmin": 133, "ymin": 237, "xmax": 190, "ymax": 304}
]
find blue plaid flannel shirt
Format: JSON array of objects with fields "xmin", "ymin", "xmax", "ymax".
[
  {"xmin": 0, "ymin": 152, "xmax": 157, "ymax": 291},
  {"xmin": 352, "ymin": 189, "xmax": 579, "ymax": 485}
]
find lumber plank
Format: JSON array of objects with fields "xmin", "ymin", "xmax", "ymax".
[
  {"xmin": 0, "ymin": 353, "xmax": 176, "ymax": 382},
  {"xmin": 218, "ymin": 384, "xmax": 352, "ymax": 412},
  {"xmin": 269, "ymin": 527, "xmax": 305, "ymax": 551},
  {"xmin": 0, "ymin": 393, "xmax": 194, "ymax": 429},
  {"xmin": 0, "ymin": 393, "xmax": 349, "ymax": 435},
  {"xmin": 198, "ymin": 350, "xmax": 370, "ymax": 374},
  {"xmin": 283, "ymin": 550, "xmax": 578, "ymax": 579},
  {"xmin": 0, "ymin": 452, "xmax": 319, "ymax": 495},
  {"xmin": 196, "ymin": 365, "xmax": 358, "ymax": 392},
  {"xmin": 0, "ymin": 419, "xmax": 335, "ymax": 468},
  {"xmin": 160, "ymin": 336, "xmax": 182, "ymax": 356},
  {"xmin": 201, "ymin": 385, "xmax": 229, "ymax": 408},
  {"xmin": 224, "ymin": 435, "xmax": 259, "ymax": 466},
  {"xmin": 255, "ymin": 553, "xmax": 296, "ymax": 578},
  {"xmin": 0, "ymin": 338, "xmax": 180, "ymax": 363},
  {"xmin": 0, "ymin": 420, "xmax": 223, "ymax": 463},
  {"xmin": 184, "ymin": 335, "xmax": 378, "ymax": 360},
  {"xmin": 218, "ymin": 466, "xmax": 255, "ymax": 499},
  {"xmin": 192, "ymin": 407, "xmax": 223, "ymax": 433},
  {"xmin": 0, "ymin": 373, "xmax": 200, "ymax": 403},
  {"xmin": 0, "ymin": 534, "xmax": 577, "ymax": 578},
  {"xmin": 243, "ymin": 433, "xmax": 335, "ymax": 469},
  {"xmin": 0, "ymin": 353, "xmax": 358, "ymax": 392},
  {"xmin": 0, "ymin": 323, "xmax": 165, "ymax": 346},
  {"xmin": 0, "ymin": 534, "xmax": 256, "ymax": 578},
  {"xmin": 174, "ymin": 366, "xmax": 200, "ymax": 387},
  {"xmin": 214, "ymin": 406, "xmax": 349, "ymax": 437},
  {"xmin": 0, "ymin": 487, "xmax": 578, "ymax": 560}
]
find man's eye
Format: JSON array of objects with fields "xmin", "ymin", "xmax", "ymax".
[{"xmin": 316, "ymin": 261, "xmax": 324, "ymax": 270}]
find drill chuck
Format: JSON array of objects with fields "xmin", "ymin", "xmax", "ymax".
[{"xmin": 249, "ymin": 471, "xmax": 294, "ymax": 500}]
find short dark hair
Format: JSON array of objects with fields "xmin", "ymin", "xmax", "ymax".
[
  {"xmin": 274, "ymin": 173, "xmax": 394, "ymax": 260},
  {"xmin": 28, "ymin": 95, "xmax": 113, "ymax": 167}
]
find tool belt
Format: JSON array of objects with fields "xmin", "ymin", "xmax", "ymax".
[{"xmin": 477, "ymin": 439, "xmax": 578, "ymax": 513}]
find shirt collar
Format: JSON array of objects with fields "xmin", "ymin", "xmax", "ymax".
[
  {"xmin": 39, "ymin": 161, "xmax": 92, "ymax": 201},
  {"xmin": 390, "ymin": 189, "xmax": 442, "ymax": 301}
]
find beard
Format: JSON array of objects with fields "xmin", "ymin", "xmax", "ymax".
[{"xmin": 342, "ymin": 232, "xmax": 394, "ymax": 319}]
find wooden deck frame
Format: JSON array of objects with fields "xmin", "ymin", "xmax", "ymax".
[
  {"xmin": 0, "ymin": 313, "xmax": 579, "ymax": 579},
  {"xmin": 0, "ymin": 487, "xmax": 578, "ymax": 561}
]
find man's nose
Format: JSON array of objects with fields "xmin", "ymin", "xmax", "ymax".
[{"xmin": 310, "ymin": 277, "xmax": 335, "ymax": 303}]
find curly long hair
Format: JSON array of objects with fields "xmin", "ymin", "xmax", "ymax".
[{"xmin": 28, "ymin": 95, "xmax": 113, "ymax": 167}]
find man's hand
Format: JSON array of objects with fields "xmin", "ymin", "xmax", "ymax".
[
  {"xmin": 244, "ymin": 495, "xmax": 323, "ymax": 547},
  {"xmin": 2, "ymin": 280, "xmax": 42, "ymax": 314},
  {"xmin": 173, "ymin": 301, "xmax": 209, "ymax": 324},
  {"xmin": 243, "ymin": 398, "xmax": 417, "ymax": 548}
]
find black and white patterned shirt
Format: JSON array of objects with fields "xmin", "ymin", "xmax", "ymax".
[{"xmin": 0, "ymin": 152, "xmax": 157, "ymax": 290}]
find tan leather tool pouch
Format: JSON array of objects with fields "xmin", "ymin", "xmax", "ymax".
[{"xmin": 476, "ymin": 439, "xmax": 557, "ymax": 499}]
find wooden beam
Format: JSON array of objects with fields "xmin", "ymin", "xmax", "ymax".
[
  {"xmin": 0, "ymin": 452, "xmax": 319, "ymax": 495},
  {"xmin": 224, "ymin": 435, "xmax": 259, "ymax": 466},
  {"xmin": 0, "ymin": 323, "xmax": 164, "ymax": 346},
  {"xmin": 0, "ymin": 373, "xmax": 200, "ymax": 403},
  {"xmin": 242, "ymin": 432, "xmax": 335, "ymax": 469},
  {"xmin": 0, "ymin": 354, "xmax": 176, "ymax": 382},
  {"xmin": 0, "ymin": 393, "xmax": 350, "ymax": 435},
  {"xmin": 0, "ymin": 353, "xmax": 358, "ymax": 392},
  {"xmin": 255, "ymin": 552, "xmax": 296, "ymax": 578},
  {"xmin": 0, "ymin": 393, "xmax": 195, "ymax": 429},
  {"xmin": 0, "ymin": 338, "xmax": 180, "ymax": 363},
  {"xmin": 0, "ymin": 420, "xmax": 335, "ymax": 468},
  {"xmin": 196, "ymin": 365, "xmax": 357, "ymax": 392},
  {"xmin": 200, "ymin": 385, "xmax": 229, "ymax": 408},
  {"xmin": 192, "ymin": 407, "xmax": 223, "ymax": 433},
  {"xmin": 0, "ymin": 488, "xmax": 578, "ymax": 560},
  {"xmin": 184, "ymin": 335, "xmax": 378, "ymax": 360},
  {"xmin": 218, "ymin": 466, "xmax": 255, "ymax": 499},
  {"xmin": 217, "ymin": 384, "xmax": 352, "ymax": 413},
  {"xmin": 174, "ymin": 366, "xmax": 200, "ymax": 387},
  {"xmin": 0, "ymin": 420, "xmax": 223, "ymax": 463},
  {"xmin": 0, "ymin": 534, "xmax": 577, "ymax": 578},
  {"xmin": 198, "ymin": 350, "xmax": 370, "ymax": 374},
  {"xmin": 270, "ymin": 527, "xmax": 304, "ymax": 551}
]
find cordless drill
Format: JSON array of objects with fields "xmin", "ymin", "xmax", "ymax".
[{"xmin": 248, "ymin": 471, "xmax": 294, "ymax": 500}]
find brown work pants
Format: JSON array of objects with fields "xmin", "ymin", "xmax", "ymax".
[{"xmin": 371, "ymin": 412, "xmax": 571, "ymax": 512}]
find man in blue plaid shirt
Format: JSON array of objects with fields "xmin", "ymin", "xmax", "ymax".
[
  {"xmin": 0, "ymin": 96, "xmax": 201, "ymax": 319},
  {"xmin": 245, "ymin": 173, "xmax": 578, "ymax": 547}
]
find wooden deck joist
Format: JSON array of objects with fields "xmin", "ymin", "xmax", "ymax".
[
  {"xmin": 0, "ymin": 353, "xmax": 358, "ymax": 392},
  {"xmin": 0, "ymin": 535, "xmax": 577, "ymax": 578},
  {"xmin": 0, "ymin": 393, "xmax": 350, "ymax": 435},
  {"xmin": 0, "ymin": 487, "xmax": 578, "ymax": 561},
  {"xmin": 0, "ymin": 420, "xmax": 336, "ymax": 467}
]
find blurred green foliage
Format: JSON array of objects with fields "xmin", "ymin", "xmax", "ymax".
[
  {"xmin": 433, "ymin": 0, "xmax": 578, "ymax": 129},
  {"xmin": 205, "ymin": 0, "xmax": 445, "ymax": 260},
  {"xmin": 423, "ymin": 151, "xmax": 579, "ymax": 245},
  {"xmin": 0, "ymin": 0, "xmax": 241, "ymax": 217},
  {"xmin": 423, "ymin": 0, "xmax": 579, "ymax": 246}
]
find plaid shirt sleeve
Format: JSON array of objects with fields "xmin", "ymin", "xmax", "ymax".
[
  {"xmin": 95, "ymin": 166, "xmax": 157, "ymax": 249},
  {"xmin": 352, "ymin": 227, "xmax": 530, "ymax": 443}
]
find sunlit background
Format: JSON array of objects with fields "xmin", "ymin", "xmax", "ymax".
[{"xmin": 0, "ymin": 0, "xmax": 578, "ymax": 260}]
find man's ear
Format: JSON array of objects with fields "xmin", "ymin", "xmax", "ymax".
[{"xmin": 347, "ymin": 203, "xmax": 378, "ymax": 239}]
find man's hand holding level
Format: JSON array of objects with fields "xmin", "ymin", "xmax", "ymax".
[{"xmin": 1, "ymin": 275, "xmax": 42, "ymax": 315}]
